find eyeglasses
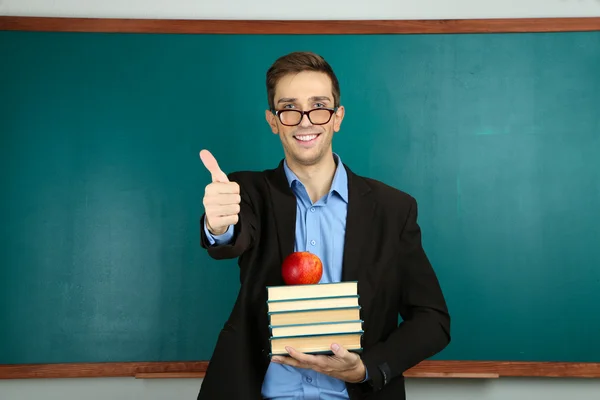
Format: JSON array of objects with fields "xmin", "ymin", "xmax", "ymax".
[{"xmin": 272, "ymin": 107, "xmax": 338, "ymax": 126}]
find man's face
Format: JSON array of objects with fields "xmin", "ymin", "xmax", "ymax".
[{"xmin": 266, "ymin": 71, "xmax": 344, "ymax": 167}]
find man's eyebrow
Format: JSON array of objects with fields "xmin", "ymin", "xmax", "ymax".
[
  {"xmin": 276, "ymin": 96, "xmax": 332, "ymax": 104},
  {"xmin": 277, "ymin": 97, "xmax": 297, "ymax": 104},
  {"xmin": 309, "ymin": 96, "xmax": 332, "ymax": 102}
]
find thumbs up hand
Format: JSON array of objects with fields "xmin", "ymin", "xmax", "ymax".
[{"xmin": 200, "ymin": 149, "xmax": 241, "ymax": 236}]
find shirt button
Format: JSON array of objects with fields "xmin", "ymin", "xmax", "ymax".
[
  {"xmin": 310, "ymin": 207, "xmax": 315, "ymax": 212},
  {"xmin": 310, "ymin": 240, "xmax": 316, "ymax": 246},
  {"xmin": 306, "ymin": 376, "xmax": 312, "ymax": 383}
]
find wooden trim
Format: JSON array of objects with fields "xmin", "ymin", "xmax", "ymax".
[
  {"xmin": 404, "ymin": 361, "xmax": 600, "ymax": 378},
  {"xmin": 1, "ymin": 16, "xmax": 600, "ymax": 34},
  {"xmin": 405, "ymin": 372, "xmax": 500, "ymax": 379},
  {"xmin": 133, "ymin": 372, "xmax": 500, "ymax": 379},
  {"xmin": 134, "ymin": 372, "xmax": 206, "ymax": 379},
  {"xmin": 0, "ymin": 362, "xmax": 207, "ymax": 379},
  {"xmin": 2, "ymin": 360, "xmax": 599, "ymax": 379}
]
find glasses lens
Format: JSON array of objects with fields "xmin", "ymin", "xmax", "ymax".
[
  {"xmin": 279, "ymin": 110, "xmax": 301, "ymax": 125},
  {"xmin": 309, "ymin": 109, "xmax": 332, "ymax": 124}
]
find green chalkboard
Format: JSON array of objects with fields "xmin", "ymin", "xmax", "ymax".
[{"xmin": 1, "ymin": 30, "xmax": 599, "ymax": 365}]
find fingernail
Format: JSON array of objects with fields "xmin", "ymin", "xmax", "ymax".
[
  {"xmin": 332, "ymin": 343, "xmax": 340, "ymax": 351},
  {"xmin": 272, "ymin": 357, "xmax": 281, "ymax": 363},
  {"xmin": 285, "ymin": 346, "xmax": 292, "ymax": 353}
]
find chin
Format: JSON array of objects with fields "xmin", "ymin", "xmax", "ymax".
[
  {"xmin": 292, "ymin": 150, "xmax": 326, "ymax": 166},
  {"xmin": 282, "ymin": 136, "xmax": 332, "ymax": 166}
]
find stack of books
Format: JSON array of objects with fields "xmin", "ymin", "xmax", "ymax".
[{"xmin": 266, "ymin": 281, "xmax": 363, "ymax": 357}]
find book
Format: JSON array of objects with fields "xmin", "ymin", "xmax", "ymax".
[
  {"xmin": 270, "ymin": 320, "xmax": 364, "ymax": 337},
  {"xmin": 270, "ymin": 332, "xmax": 363, "ymax": 356},
  {"xmin": 267, "ymin": 295, "xmax": 359, "ymax": 313},
  {"xmin": 267, "ymin": 281, "xmax": 358, "ymax": 301},
  {"xmin": 268, "ymin": 306, "xmax": 361, "ymax": 326}
]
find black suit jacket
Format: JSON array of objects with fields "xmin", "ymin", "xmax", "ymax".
[{"xmin": 197, "ymin": 160, "xmax": 451, "ymax": 400}]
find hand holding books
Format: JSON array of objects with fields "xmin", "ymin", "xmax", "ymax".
[{"xmin": 271, "ymin": 341, "xmax": 367, "ymax": 384}]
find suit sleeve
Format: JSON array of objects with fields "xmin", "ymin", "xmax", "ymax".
[
  {"xmin": 360, "ymin": 196, "xmax": 451, "ymax": 391},
  {"xmin": 200, "ymin": 173, "xmax": 260, "ymax": 259}
]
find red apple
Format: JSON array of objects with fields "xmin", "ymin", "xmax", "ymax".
[{"xmin": 281, "ymin": 251, "xmax": 323, "ymax": 285}]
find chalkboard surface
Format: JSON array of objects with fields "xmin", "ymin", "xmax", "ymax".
[{"xmin": 1, "ymin": 30, "xmax": 599, "ymax": 365}]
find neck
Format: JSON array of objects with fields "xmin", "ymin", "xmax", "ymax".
[{"xmin": 286, "ymin": 153, "xmax": 337, "ymax": 203}]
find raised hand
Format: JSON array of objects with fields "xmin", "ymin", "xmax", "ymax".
[{"xmin": 200, "ymin": 149, "xmax": 241, "ymax": 235}]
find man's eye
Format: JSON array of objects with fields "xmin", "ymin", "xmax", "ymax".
[
  {"xmin": 283, "ymin": 104, "xmax": 295, "ymax": 109},
  {"xmin": 314, "ymin": 103, "xmax": 325, "ymax": 108}
]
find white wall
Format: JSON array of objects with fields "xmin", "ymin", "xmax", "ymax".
[
  {"xmin": 1, "ymin": 1, "xmax": 600, "ymax": 399},
  {"xmin": 1, "ymin": 0, "xmax": 600, "ymax": 19},
  {"xmin": 2, "ymin": 376, "xmax": 600, "ymax": 400}
]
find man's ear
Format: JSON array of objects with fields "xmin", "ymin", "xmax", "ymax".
[
  {"xmin": 265, "ymin": 110, "xmax": 279, "ymax": 134},
  {"xmin": 333, "ymin": 106, "xmax": 345, "ymax": 133}
]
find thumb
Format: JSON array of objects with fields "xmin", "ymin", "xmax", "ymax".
[
  {"xmin": 331, "ymin": 343, "xmax": 349, "ymax": 359},
  {"xmin": 199, "ymin": 149, "xmax": 229, "ymax": 183}
]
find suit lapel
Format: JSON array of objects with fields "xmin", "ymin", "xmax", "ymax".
[
  {"xmin": 256, "ymin": 162, "xmax": 296, "ymax": 358},
  {"xmin": 342, "ymin": 166, "xmax": 375, "ymax": 282},
  {"xmin": 265, "ymin": 161, "xmax": 296, "ymax": 264}
]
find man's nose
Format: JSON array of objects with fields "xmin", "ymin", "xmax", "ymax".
[{"xmin": 299, "ymin": 113, "xmax": 312, "ymax": 127}]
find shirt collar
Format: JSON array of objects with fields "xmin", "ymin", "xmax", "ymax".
[{"xmin": 283, "ymin": 153, "xmax": 348, "ymax": 203}]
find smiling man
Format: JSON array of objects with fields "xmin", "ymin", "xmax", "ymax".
[{"xmin": 197, "ymin": 51, "xmax": 451, "ymax": 400}]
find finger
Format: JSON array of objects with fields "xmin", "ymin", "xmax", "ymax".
[
  {"xmin": 330, "ymin": 343, "xmax": 358, "ymax": 364},
  {"xmin": 285, "ymin": 347, "xmax": 323, "ymax": 367},
  {"xmin": 203, "ymin": 193, "xmax": 241, "ymax": 206},
  {"xmin": 272, "ymin": 355, "xmax": 313, "ymax": 370},
  {"xmin": 206, "ymin": 204, "xmax": 241, "ymax": 217},
  {"xmin": 205, "ymin": 182, "xmax": 240, "ymax": 195},
  {"xmin": 207, "ymin": 215, "xmax": 239, "ymax": 231},
  {"xmin": 200, "ymin": 149, "xmax": 229, "ymax": 183},
  {"xmin": 330, "ymin": 343, "xmax": 349, "ymax": 359},
  {"xmin": 272, "ymin": 355, "xmax": 301, "ymax": 368}
]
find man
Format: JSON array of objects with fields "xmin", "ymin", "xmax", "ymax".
[{"xmin": 197, "ymin": 51, "xmax": 450, "ymax": 400}]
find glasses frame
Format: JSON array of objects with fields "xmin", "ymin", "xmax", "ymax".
[{"xmin": 272, "ymin": 107, "xmax": 339, "ymax": 127}]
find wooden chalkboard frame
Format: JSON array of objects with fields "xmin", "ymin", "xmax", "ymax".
[
  {"xmin": 1, "ymin": 16, "xmax": 600, "ymax": 34},
  {"xmin": 1, "ymin": 360, "xmax": 599, "ymax": 379},
  {"xmin": 1, "ymin": 15, "xmax": 599, "ymax": 379}
]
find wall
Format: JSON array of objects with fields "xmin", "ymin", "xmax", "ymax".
[
  {"xmin": 2, "ymin": 376, "xmax": 600, "ymax": 400},
  {"xmin": 1, "ymin": 0, "xmax": 600, "ymax": 19},
  {"xmin": 1, "ymin": 1, "xmax": 600, "ymax": 399}
]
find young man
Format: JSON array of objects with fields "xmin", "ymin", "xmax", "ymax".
[{"xmin": 197, "ymin": 51, "xmax": 450, "ymax": 400}]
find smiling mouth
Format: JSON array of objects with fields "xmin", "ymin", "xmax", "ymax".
[{"xmin": 294, "ymin": 133, "xmax": 321, "ymax": 143}]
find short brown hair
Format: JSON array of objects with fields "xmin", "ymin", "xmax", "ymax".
[{"xmin": 266, "ymin": 51, "xmax": 341, "ymax": 111}]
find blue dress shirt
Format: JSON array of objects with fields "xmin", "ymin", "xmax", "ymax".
[{"xmin": 204, "ymin": 153, "xmax": 367, "ymax": 399}]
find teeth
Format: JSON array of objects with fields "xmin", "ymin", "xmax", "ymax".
[{"xmin": 295, "ymin": 134, "xmax": 318, "ymax": 142}]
